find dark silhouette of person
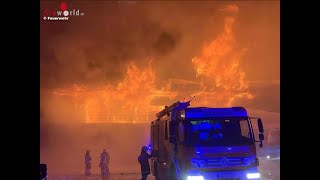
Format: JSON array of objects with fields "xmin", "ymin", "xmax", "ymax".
[
  {"xmin": 99, "ymin": 149, "xmax": 110, "ymax": 178},
  {"xmin": 40, "ymin": 164, "xmax": 47, "ymax": 180},
  {"xmin": 138, "ymin": 146, "xmax": 151, "ymax": 180},
  {"xmin": 85, "ymin": 150, "xmax": 92, "ymax": 176}
]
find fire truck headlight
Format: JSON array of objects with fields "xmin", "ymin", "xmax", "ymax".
[
  {"xmin": 187, "ymin": 175, "xmax": 204, "ymax": 180},
  {"xmin": 246, "ymin": 172, "xmax": 260, "ymax": 179}
]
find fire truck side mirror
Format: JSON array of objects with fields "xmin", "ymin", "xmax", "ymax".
[
  {"xmin": 257, "ymin": 118, "xmax": 264, "ymax": 148},
  {"xmin": 259, "ymin": 134, "xmax": 264, "ymax": 141},
  {"xmin": 257, "ymin": 118, "xmax": 264, "ymax": 133}
]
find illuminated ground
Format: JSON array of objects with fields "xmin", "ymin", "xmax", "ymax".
[
  {"xmin": 47, "ymin": 159, "xmax": 279, "ymax": 180},
  {"xmin": 45, "ymin": 148, "xmax": 280, "ymax": 180},
  {"xmin": 42, "ymin": 122, "xmax": 279, "ymax": 180},
  {"xmin": 258, "ymin": 159, "xmax": 280, "ymax": 180}
]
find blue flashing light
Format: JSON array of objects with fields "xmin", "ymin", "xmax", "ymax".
[
  {"xmin": 185, "ymin": 107, "xmax": 248, "ymax": 119},
  {"xmin": 148, "ymin": 145, "xmax": 152, "ymax": 150}
]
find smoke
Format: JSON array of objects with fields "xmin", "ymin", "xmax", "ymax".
[
  {"xmin": 40, "ymin": 2, "xmax": 181, "ymax": 89},
  {"xmin": 41, "ymin": 1, "xmax": 279, "ymax": 89}
]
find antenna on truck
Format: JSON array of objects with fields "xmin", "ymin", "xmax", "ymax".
[{"xmin": 188, "ymin": 96, "xmax": 196, "ymax": 104}]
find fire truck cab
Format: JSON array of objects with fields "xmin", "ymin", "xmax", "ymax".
[{"xmin": 149, "ymin": 101, "xmax": 264, "ymax": 180}]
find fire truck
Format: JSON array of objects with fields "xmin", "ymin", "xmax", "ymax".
[{"xmin": 149, "ymin": 100, "xmax": 264, "ymax": 180}]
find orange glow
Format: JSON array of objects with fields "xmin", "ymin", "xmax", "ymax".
[
  {"xmin": 53, "ymin": 5, "xmax": 254, "ymax": 123},
  {"xmin": 53, "ymin": 60, "xmax": 176, "ymax": 123},
  {"xmin": 191, "ymin": 6, "xmax": 252, "ymax": 107}
]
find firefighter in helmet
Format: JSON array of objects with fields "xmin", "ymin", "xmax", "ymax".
[
  {"xmin": 138, "ymin": 146, "xmax": 151, "ymax": 180},
  {"xmin": 99, "ymin": 149, "xmax": 110, "ymax": 177},
  {"xmin": 85, "ymin": 150, "xmax": 92, "ymax": 176}
]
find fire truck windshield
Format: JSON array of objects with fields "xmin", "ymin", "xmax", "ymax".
[{"xmin": 184, "ymin": 119, "xmax": 254, "ymax": 146}]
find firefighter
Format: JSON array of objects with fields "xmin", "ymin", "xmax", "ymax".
[
  {"xmin": 138, "ymin": 146, "xmax": 151, "ymax": 180},
  {"xmin": 85, "ymin": 150, "xmax": 91, "ymax": 176},
  {"xmin": 99, "ymin": 149, "xmax": 110, "ymax": 177}
]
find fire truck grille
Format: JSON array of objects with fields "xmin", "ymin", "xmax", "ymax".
[{"xmin": 191, "ymin": 156, "xmax": 255, "ymax": 168}]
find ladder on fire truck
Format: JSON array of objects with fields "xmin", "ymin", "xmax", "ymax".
[{"xmin": 156, "ymin": 96, "xmax": 195, "ymax": 118}]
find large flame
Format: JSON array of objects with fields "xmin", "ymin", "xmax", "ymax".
[
  {"xmin": 191, "ymin": 5, "xmax": 253, "ymax": 107},
  {"xmin": 52, "ymin": 4, "xmax": 253, "ymax": 123},
  {"xmin": 53, "ymin": 60, "xmax": 176, "ymax": 123}
]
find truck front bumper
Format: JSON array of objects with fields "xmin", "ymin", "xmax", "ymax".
[{"xmin": 181, "ymin": 167, "xmax": 260, "ymax": 180}]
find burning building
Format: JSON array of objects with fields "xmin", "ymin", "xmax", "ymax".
[
  {"xmin": 40, "ymin": 1, "xmax": 279, "ymax": 175},
  {"xmin": 49, "ymin": 4, "xmax": 256, "ymax": 124}
]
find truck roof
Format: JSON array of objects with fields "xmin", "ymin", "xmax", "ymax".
[
  {"xmin": 184, "ymin": 107, "xmax": 248, "ymax": 119},
  {"xmin": 152, "ymin": 101, "xmax": 248, "ymax": 124}
]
